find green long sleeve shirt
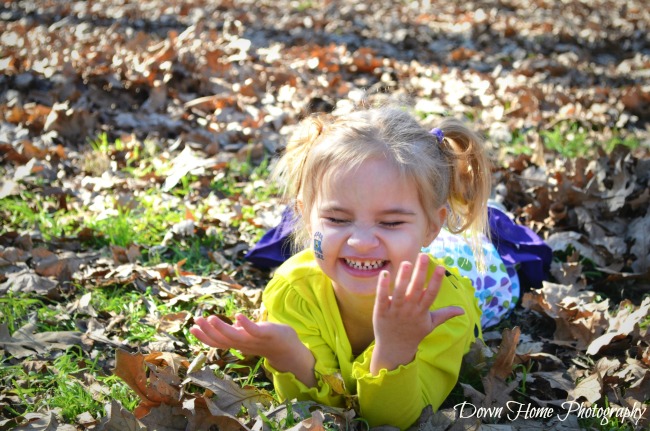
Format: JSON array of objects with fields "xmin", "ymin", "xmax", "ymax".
[{"xmin": 262, "ymin": 250, "xmax": 481, "ymax": 430}]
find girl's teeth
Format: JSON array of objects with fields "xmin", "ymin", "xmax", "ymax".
[{"xmin": 344, "ymin": 259, "xmax": 385, "ymax": 270}]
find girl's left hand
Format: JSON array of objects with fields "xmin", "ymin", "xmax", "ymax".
[{"xmin": 370, "ymin": 253, "xmax": 465, "ymax": 374}]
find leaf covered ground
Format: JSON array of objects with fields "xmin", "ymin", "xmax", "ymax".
[{"xmin": 1, "ymin": 0, "xmax": 649, "ymax": 430}]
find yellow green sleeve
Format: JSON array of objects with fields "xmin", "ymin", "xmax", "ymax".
[
  {"xmin": 352, "ymin": 311, "xmax": 475, "ymax": 430},
  {"xmin": 352, "ymin": 260, "xmax": 481, "ymax": 430},
  {"xmin": 262, "ymin": 274, "xmax": 344, "ymax": 406},
  {"xmin": 261, "ymin": 253, "xmax": 481, "ymax": 431}
]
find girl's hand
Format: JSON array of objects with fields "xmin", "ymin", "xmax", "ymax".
[
  {"xmin": 190, "ymin": 314, "xmax": 317, "ymax": 387},
  {"xmin": 370, "ymin": 253, "xmax": 465, "ymax": 374}
]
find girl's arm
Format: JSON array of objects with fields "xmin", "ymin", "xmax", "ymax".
[
  {"xmin": 191, "ymin": 314, "xmax": 316, "ymax": 388},
  {"xmin": 370, "ymin": 253, "xmax": 464, "ymax": 374},
  {"xmin": 356, "ymin": 253, "xmax": 477, "ymax": 429}
]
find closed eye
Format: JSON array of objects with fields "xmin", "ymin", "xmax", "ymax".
[
  {"xmin": 325, "ymin": 217, "xmax": 350, "ymax": 225},
  {"xmin": 380, "ymin": 221, "xmax": 404, "ymax": 228}
]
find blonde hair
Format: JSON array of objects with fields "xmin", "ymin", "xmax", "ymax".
[{"xmin": 272, "ymin": 105, "xmax": 492, "ymax": 261}]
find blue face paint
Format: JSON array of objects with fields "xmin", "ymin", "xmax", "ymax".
[{"xmin": 313, "ymin": 232, "xmax": 324, "ymax": 260}]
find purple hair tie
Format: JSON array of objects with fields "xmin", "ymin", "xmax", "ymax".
[{"xmin": 430, "ymin": 127, "xmax": 444, "ymax": 144}]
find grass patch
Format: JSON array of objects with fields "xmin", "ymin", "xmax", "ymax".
[
  {"xmin": 541, "ymin": 122, "xmax": 589, "ymax": 158},
  {"xmin": 499, "ymin": 123, "xmax": 642, "ymax": 160},
  {"xmin": 83, "ymin": 202, "xmax": 183, "ymax": 249},
  {"xmin": 0, "ymin": 194, "xmax": 79, "ymax": 240},
  {"xmin": 0, "ymin": 349, "xmax": 138, "ymax": 422}
]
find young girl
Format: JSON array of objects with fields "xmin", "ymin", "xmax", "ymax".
[{"xmin": 191, "ymin": 105, "xmax": 492, "ymax": 430}]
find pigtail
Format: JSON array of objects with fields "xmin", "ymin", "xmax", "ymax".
[
  {"xmin": 272, "ymin": 114, "xmax": 328, "ymax": 203},
  {"xmin": 437, "ymin": 118, "xmax": 492, "ymax": 263},
  {"xmin": 271, "ymin": 114, "xmax": 330, "ymax": 251}
]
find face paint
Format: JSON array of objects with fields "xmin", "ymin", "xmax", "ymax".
[{"xmin": 313, "ymin": 231, "xmax": 324, "ymax": 260}]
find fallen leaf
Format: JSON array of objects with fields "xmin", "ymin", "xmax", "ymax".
[
  {"xmin": 522, "ymin": 282, "xmax": 608, "ymax": 349},
  {"xmin": 286, "ymin": 410, "xmax": 326, "ymax": 431},
  {"xmin": 162, "ymin": 146, "xmax": 219, "ymax": 192},
  {"xmin": 112, "ymin": 349, "xmax": 181, "ymax": 418},
  {"xmin": 183, "ymin": 367, "xmax": 273, "ymax": 418},
  {"xmin": 568, "ymin": 372, "xmax": 601, "ymax": 403},
  {"xmin": 531, "ymin": 371, "xmax": 574, "ymax": 394},
  {"xmin": 183, "ymin": 398, "xmax": 247, "ymax": 431},
  {"xmin": 12, "ymin": 410, "xmax": 77, "ymax": 431},
  {"xmin": 156, "ymin": 311, "xmax": 191, "ymax": 334},
  {"xmin": 0, "ymin": 270, "xmax": 58, "ymax": 296},
  {"xmin": 490, "ymin": 327, "xmax": 522, "ymax": 380},
  {"xmin": 138, "ymin": 404, "xmax": 188, "ymax": 431},
  {"xmin": 95, "ymin": 400, "xmax": 147, "ymax": 431},
  {"xmin": 627, "ymin": 211, "xmax": 650, "ymax": 273},
  {"xmin": 0, "ymin": 322, "xmax": 81, "ymax": 358},
  {"xmin": 587, "ymin": 297, "xmax": 650, "ymax": 355}
]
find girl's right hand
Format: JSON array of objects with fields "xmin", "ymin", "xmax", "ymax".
[
  {"xmin": 191, "ymin": 314, "xmax": 297, "ymax": 359},
  {"xmin": 190, "ymin": 314, "xmax": 317, "ymax": 387}
]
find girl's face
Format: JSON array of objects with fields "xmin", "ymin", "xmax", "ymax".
[{"xmin": 306, "ymin": 157, "xmax": 445, "ymax": 300}]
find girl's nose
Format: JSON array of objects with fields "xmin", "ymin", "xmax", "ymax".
[{"xmin": 347, "ymin": 227, "xmax": 379, "ymax": 251}]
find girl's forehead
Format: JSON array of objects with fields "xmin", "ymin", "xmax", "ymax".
[
  {"xmin": 323, "ymin": 157, "xmax": 405, "ymax": 183},
  {"xmin": 317, "ymin": 159, "xmax": 416, "ymax": 200}
]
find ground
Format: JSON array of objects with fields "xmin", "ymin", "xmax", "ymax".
[{"xmin": 0, "ymin": 0, "xmax": 649, "ymax": 430}]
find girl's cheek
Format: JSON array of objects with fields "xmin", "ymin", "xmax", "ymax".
[{"xmin": 313, "ymin": 231, "xmax": 324, "ymax": 260}]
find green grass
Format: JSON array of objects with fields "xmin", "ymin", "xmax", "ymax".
[
  {"xmin": 84, "ymin": 206, "xmax": 180, "ymax": 249},
  {"xmin": 0, "ymin": 194, "xmax": 79, "ymax": 240},
  {"xmin": 0, "ymin": 291, "xmax": 139, "ymax": 422},
  {"xmin": 211, "ymin": 157, "xmax": 279, "ymax": 201},
  {"xmin": 0, "ymin": 294, "xmax": 77, "ymax": 333},
  {"xmin": 602, "ymin": 132, "xmax": 641, "ymax": 154},
  {"xmin": 0, "ymin": 349, "xmax": 138, "ymax": 422},
  {"xmin": 541, "ymin": 123, "xmax": 589, "ymax": 158},
  {"xmin": 0, "ymin": 281, "xmax": 256, "ymax": 422},
  {"xmin": 292, "ymin": 0, "xmax": 314, "ymax": 12},
  {"xmin": 162, "ymin": 235, "xmax": 222, "ymax": 274},
  {"xmin": 502, "ymin": 127, "xmax": 534, "ymax": 156},
  {"xmin": 576, "ymin": 396, "xmax": 641, "ymax": 431},
  {"xmin": 0, "ymin": 132, "xmax": 286, "ymax": 427},
  {"xmin": 88, "ymin": 132, "xmax": 124, "ymax": 154},
  {"xmin": 541, "ymin": 122, "xmax": 641, "ymax": 159},
  {"xmin": 498, "ymin": 123, "xmax": 642, "ymax": 160}
]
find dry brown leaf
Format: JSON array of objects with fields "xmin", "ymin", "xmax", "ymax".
[
  {"xmin": 286, "ymin": 410, "xmax": 326, "ymax": 431},
  {"xmin": 112, "ymin": 349, "xmax": 181, "ymax": 418},
  {"xmin": 0, "ymin": 269, "xmax": 58, "ymax": 296},
  {"xmin": 155, "ymin": 312, "xmax": 191, "ymax": 335},
  {"xmin": 587, "ymin": 297, "xmax": 650, "ymax": 355},
  {"xmin": 568, "ymin": 372, "xmax": 602, "ymax": 403},
  {"xmin": 12, "ymin": 410, "xmax": 77, "ymax": 431},
  {"xmin": 111, "ymin": 244, "xmax": 142, "ymax": 264},
  {"xmin": 145, "ymin": 351, "xmax": 190, "ymax": 377},
  {"xmin": 183, "ymin": 398, "xmax": 247, "ymax": 431},
  {"xmin": 530, "ymin": 371, "xmax": 574, "ymax": 393},
  {"xmin": 522, "ymin": 282, "xmax": 608, "ymax": 349},
  {"xmin": 31, "ymin": 248, "xmax": 83, "ymax": 282},
  {"xmin": 0, "ymin": 322, "xmax": 81, "ymax": 358},
  {"xmin": 490, "ymin": 327, "xmax": 522, "ymax": 380},
  {"xmin": 627, "ymin": 212, "xmax": 650, "ymax": 273},
  {"xmin": 138, "ymin": 404, "xmax": 188, "ymax": 431},
  {"xmin": 183, "ymin": 367, "xmax": 273, "ymax": 418},
  {"xmin": 459, "ymin": 327, "xmax": 522, "ymax": 418}
]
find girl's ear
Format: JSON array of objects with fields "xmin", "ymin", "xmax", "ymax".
[{"xmin": 424, "ymin": 206, "xmax": 447, "ymax": 245}]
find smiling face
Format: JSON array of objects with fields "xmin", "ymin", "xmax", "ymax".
[{"xmin": 306, "ymin": 157, "xmax": 445, "ymax": 302}]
